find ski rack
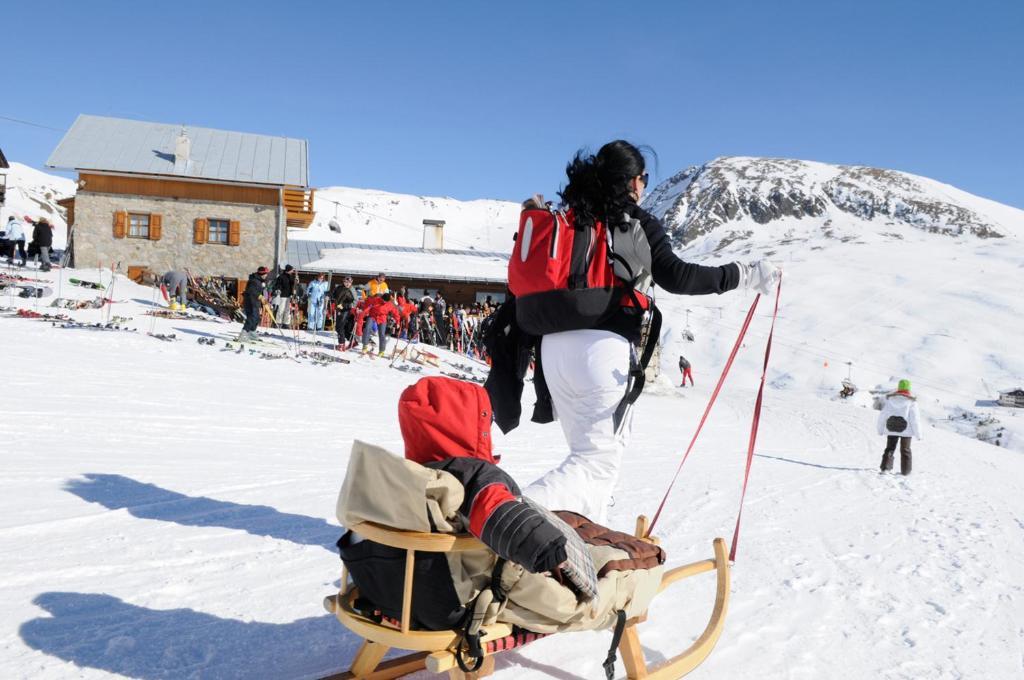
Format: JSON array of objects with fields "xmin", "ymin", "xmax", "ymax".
[{"xmin": 321, "ymin": 515, "xmax": 729, "ymax": 679}]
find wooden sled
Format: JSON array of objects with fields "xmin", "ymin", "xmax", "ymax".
[
  {"xmin": 322, "ymin": 516, "xmax": 730, "ymax": 679},
  {"xmin": 409, "ymin": 348, "xmax": 441, "ymax": 367}
]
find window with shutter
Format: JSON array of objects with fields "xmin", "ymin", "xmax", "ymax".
[
  {"xmin": 113, "ymin": 211, "xmax": 127, "ymax": 239},
  {"xmin": 228, "ymin": 220, "xmax": 241, "ymax": 246},
  {"xmin": 128, "ymin": 213, "xmax": 150, "ymax": 239},
  {"xmin": 194, "ymin": 218, "xmax": 209, "ymax": 244},
  {"xmin": 208, "ymin": 218, "xmax": 230, "ymax": 244},
  {"xmin": 149, "ymin": 213, "xmax": 163, "ymax": 241}
]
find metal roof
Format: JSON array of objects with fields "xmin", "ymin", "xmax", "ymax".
[
  {"xmin": 285, "ymin": 240, "xmax": 509, "ymax": 284},
  {"xmin": 46, "ymin": 114, "xmax": 308, "ymax": 187}
]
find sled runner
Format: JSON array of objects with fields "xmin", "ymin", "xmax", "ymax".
[{"xmin": 322, "ymin": 515, "xmax": 730, "ymax": 680}]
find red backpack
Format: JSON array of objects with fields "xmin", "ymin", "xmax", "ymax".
[
  {"xmin": 507, "ymin": 197, "xmax": 662, "ymax": 428},
  {"xmin": 509, "ymin": 198, "xmax": 649, "ymax": 335}
]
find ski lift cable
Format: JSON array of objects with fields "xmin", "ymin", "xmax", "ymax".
[
  {"xmin": 0, "ymin": 114, "xmax": 65, "ymax": 132},
  {"xmin": 313, "ymin": 196, "xmax": 482, "ymax": 251}
]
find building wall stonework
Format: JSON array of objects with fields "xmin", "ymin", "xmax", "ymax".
[{"xmin": 74, "ymin": 191, "xmax": 280, "ymax": 280}]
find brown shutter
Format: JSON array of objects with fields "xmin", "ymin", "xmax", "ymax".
[
  {"xmin": 113, "ymin": 211, "xmax": 127, "ymax": 239},
  {"xmin": 149, "ymin": 213, "xmax": 163, "ymax": 241},
  {"xmin": 228, "ymin": 220, "xmax": 241, "ymax": 246},
  {"xmin": 194, "ymin": 218, "xmax": 208, "ymax": 244}
]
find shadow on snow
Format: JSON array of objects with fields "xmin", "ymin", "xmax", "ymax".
[
  {"xmin": 64, "ymin": 473, "xmax": 340, "ymax": 552},
  {"xmin": 19, "ymin": 591, "xmax": 351, "ymax": 680}
]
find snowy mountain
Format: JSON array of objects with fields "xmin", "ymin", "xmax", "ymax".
[
  {"xmin": 644, "ymin": 156, "xmax": 1023, "ymax": 248},
  {"xmin": 0, "ymin": 162, "xmax": 75, "ymax": 249}
]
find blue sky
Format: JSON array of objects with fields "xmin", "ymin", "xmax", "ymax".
[{"xmin": 3, "ymin": 1, "xmax": 1022, "ymax": 208}]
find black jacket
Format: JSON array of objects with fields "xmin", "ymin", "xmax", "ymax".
[
  {"xmin": 679, "ymin": 356, "xmax": 691, "ymax": 370},
  {"xmin": 332, "ymin": 284, "xmax": 357, "ymax": 310},
  {"xmin": 243, "ymin": 273, "xmax": 266, "ymax": 306},
  {"xmin": 425, "ymin": 457, "xmax": 565, "ymax": 573},
  {"xmin": 31, "ymin": 222, "xmax": 53, "ymax": 248},
  {"xmin": 484, "ymin": 298, "xmax": 553, "ymax": 433},
  {"xmin": 271, "ymin": 272, "xmax": 296, "ymax": 298},
  {"xmin": 596, "ymin": 205, "xmax": 740, "ymax": 343}
]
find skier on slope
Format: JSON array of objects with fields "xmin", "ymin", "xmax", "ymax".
[
  {"xmin": 305, "ymin": 272, "xmax": 329, "ymax": 332},
  {"xmin": 237, "ymin": 266, "xmax": 269, "ymax": 342},
  {"xmin": 488, "ymin": 140, "xmax": 781, "ymax": 521},
  {"xmin": 878, "ymin": 379, "xmax": 923, "ymax": 475},
  {"xmin": 678, "ymin": 355, "xmax": 694, "ymax": 387}
]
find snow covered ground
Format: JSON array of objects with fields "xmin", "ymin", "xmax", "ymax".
[{"xmin": 2, "ymin": 251, "xmax": 1023, "ymax": 679}]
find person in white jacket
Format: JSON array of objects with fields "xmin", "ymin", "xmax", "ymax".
[
  {"xmin": 4, "ymin": 216, "xmax": 26, "ymax": 266},
  {"xmin": 877, "ymin": 379, "xmax": 922, "ymax": 475}
]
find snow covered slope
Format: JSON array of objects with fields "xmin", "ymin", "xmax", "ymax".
[
  {"xmin": 291, "ymin": 186, "xmax": 520, "ymax": 252},
  {"xmin": 1, "ymin": 266, "xmax": 1022, "ymax": 679},
  {"xmin": 1, "ymin": 162, "xmax": 75, "ymax": 249},
  {"xmin": 643, "ymin": 157, "xmax": 1024, "ymax": 453}
]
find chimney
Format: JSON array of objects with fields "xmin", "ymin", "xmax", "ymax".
[
  {"xmin": 174, "ymin": 129, "xmax": 192, "ymax": 174},
  {"xmin": 422, "ymin": 219, "xmax": 445, "ymax": 251}
]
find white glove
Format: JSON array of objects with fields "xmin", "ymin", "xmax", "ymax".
[{"xmin": 738, "ymin": 259, "xmax": 781, "ymax": 296}]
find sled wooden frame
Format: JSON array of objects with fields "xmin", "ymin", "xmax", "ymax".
[{"xmin": 322, "ymin": 516, "xmax": 730, "ymax": 679}]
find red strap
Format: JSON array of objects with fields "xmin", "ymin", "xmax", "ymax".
[
  {"xmin": 729, "ymin": 275, "xmax": 782, "ymax": 561},
  {"xmin": 646, "ymin": 294, "xmax": 761, "ymax": 537}
]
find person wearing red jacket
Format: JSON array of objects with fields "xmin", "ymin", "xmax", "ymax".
[{"xmin": 359, "ymin": 292, "xmax": 400, "ymax": 356}]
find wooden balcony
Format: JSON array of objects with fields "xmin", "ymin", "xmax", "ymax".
[{"xmin": 283, "ymin": 186, "xmax": 315, "ymax": 228}]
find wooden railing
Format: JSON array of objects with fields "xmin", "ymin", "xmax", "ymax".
[{"xmin": 283, "ymin": 186, "xmax": 315, "ymax": 227}]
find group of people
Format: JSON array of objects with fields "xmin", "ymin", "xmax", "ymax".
[
  {"xmin": 235, "ymin": 266, "xmax": 500, "ymax": 358},
  {"xmin": 1, "ymin": 215, "xmax": 55, "ymax": 271}
]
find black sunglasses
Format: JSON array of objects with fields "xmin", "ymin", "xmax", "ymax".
[{"xmin": 640, "ymin": 173, "xmax": 649, "ymax": 186}]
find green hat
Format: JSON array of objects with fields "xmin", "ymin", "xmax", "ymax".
[{"xmin": 897, "ymin": 379, "xmax": 911, "ymax": 392}]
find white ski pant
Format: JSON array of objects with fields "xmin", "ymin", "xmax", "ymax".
[
  {"xmin": 523, "ymin": 329, "xmax": 634, "ymax": 522},
  {"xmin": 272, "ymin": 296, "xmax": 291, "ymax": 325}
]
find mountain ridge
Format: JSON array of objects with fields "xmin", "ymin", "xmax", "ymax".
[{"xmin": 643, "ymin": 156, "xmax": 1024, "ymax": 251}]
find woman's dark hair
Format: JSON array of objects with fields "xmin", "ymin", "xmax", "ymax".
[{"xmin": 558, "ymin": 140, "xmax": 653, "ymax": 228}]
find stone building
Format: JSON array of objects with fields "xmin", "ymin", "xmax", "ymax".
[{"xmin": 46, "ymin": 115, "xmax": 313, "ymax": 284}]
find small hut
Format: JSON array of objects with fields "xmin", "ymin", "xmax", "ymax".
[{"xmin": 997, "ymin": 388, "xmax": 1024, "ymax": 408}]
